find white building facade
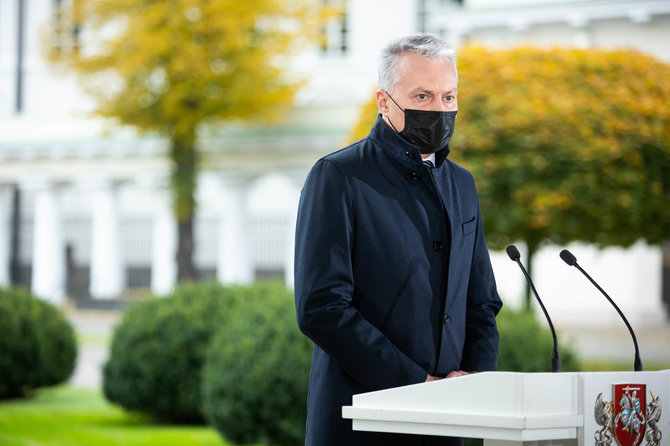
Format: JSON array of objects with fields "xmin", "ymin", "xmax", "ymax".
[{"xmin": 0, "ymin": 0, "xmax": 668, "ymax": 328}]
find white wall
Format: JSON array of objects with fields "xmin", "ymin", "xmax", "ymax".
[
  {"xmin": 0, "ymin": 0, "xmax": 96, "ymax": 118},
  {"xmin": 0, "ymin": 0, "xmax": 19, "ymax": 116},
  {"xmin": 490, "ymin": 241, "xmax": 665, "ymax": 328}
]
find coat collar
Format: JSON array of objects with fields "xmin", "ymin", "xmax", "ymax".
[{"xmin": 368, "ymin": 114, "xmax": 451, "ymax": 167}]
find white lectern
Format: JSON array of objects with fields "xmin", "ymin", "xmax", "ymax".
[{"xmin": 343, "ymin": 370, "xmax": 669, "ymax": 446}]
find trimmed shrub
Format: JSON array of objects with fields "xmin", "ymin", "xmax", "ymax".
[
  {"xmin": 0, "ymin": 287, "xmax": 77, "ymax": 398},
  {"xmin": 497, "ymin": 306, "xmax": 580, "ymax": 372},
  {"xmin": 201, "ymin": 282, "xmax": 312, "ymax": 446},
  {"xmin": 102, "ymin": 281, "xmax": 243, "ymax": 422}
]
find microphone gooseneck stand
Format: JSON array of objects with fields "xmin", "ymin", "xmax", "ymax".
[
  {"xmin": 506, "ymin": 245, "xmax": 561, "ymax": 373},
  {"xmin": 559, "ymin": 249, "xmax": 643, "ymax": 372}
]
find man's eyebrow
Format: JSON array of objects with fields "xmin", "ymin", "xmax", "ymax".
[{"xmin": 410, "ymin": 87, "xmax": 457, "ymax": 95}]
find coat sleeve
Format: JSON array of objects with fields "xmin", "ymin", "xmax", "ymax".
[
  {"xmin": 294, "ymin": 159, "xmax": 427, "ymax": 391},
  {"xmin": 460, "ymin": 200, "xmax": 503, "ymax": 372}
]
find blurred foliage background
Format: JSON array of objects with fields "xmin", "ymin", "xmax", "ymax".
[{"xmin": 47, "ymin": 0, "xmax": 332, "ymax": 282}]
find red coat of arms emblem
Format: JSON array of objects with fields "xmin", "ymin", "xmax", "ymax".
[
  {"xmin": 594, "ymin": 383, "xmax": 663, "ymax": 446},
  {"xmin": 613, "ymin": 384, "xmax": 646, "ymax": 446}
]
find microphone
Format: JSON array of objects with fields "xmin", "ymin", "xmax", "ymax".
[
  {"xmin": 559, "ymin": 249, "xmax": 643, "ymax": 371},
  {"xmin": 506, "ymin": 245, "xmax": 560, "ymax": 372}
]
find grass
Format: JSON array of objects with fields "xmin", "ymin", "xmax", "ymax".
[
  {"xmin": 75, "ymin": 333, "xmax": 112, "ymax": 346},
  {"xmin": 0, "ymin": 386, "xmax": 232, "ymax": 446},
  {"xmin": 579, "ymin": 359, "xmax": 670, "ymax": 372}
]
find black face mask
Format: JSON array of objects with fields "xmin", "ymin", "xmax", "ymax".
[{"xmin": 386, "ymin": 92, "xmax": 457, "ymax": 154}]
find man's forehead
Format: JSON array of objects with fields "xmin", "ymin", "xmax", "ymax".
[
  {"xmin": 397, "ymin": 51, "xmax": 453, "ymax": 67},
  {"xmin": 396, "ymin": 53, "xmax": 456, "ymax": 75},
  {"xmin": 396, "ymin": 68, "xmax": 458, "ymax": 90}
]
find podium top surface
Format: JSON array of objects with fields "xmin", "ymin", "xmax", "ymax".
[{"xmin": 342, "ymin": 370, "xmax": 670, "ymax": 442}]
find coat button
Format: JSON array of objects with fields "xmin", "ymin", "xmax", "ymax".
[
  {"xmin": 433, "ymin": 241, "xmax": 443, "ymax": 251},
  {"xmin": 443, "ymin": 313, "xmax": 450, "ymax": 325},
  {"xmin": 405, "ymin": 151, "xmax": 416, "ymax": 160},
  {"xmin": 410, "ymin": 172, "xmax": 422, "ymax": 181}
]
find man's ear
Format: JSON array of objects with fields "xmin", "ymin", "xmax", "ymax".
[{"xmin": 376, "ymin": 89, "xmax": 389, "ymax": 115}]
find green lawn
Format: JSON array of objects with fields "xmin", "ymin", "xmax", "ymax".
[
  {"xmin": 0, "ymin": 386, "xmax": 233, "ymax": 446},
  {"xmin": 579, "ymin": 359, "xmax": 670, "ymax": 372}
]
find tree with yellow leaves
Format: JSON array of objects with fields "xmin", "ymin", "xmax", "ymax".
[
  {"xmin": 350, "ymin": 46, "xmax": 670, "ymax": 306},
  {"xmin": 48, "ymin": 0, "xmax": 329, "ymax": 281}
]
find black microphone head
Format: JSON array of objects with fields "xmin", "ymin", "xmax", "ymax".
[
  {"xmin": 506, "ymin": 245, "xmax": 521, "ymax": 261},
  {"xmin": 560, "ymin": 249, "xmax": 577, "ymax": 266}
]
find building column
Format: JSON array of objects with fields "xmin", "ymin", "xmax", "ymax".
[
  {"xmin": 0, "ymin": 185, "xmax": 10, "ymax": 286},
  {"xmin": 27, "ymin": 178, "xmax": 65, "ymax": 304},
  {"xmin": 89, "ymin": 178, "xmax": 124, "ymax": 299},
  {"xmin": 284, "ymin": 180, "xmax": 302, "ymax": 289},
  {"xmin": 217, "ymin": 177, "xmax": 253, "ymax": 285},
  {"xmin": 151, "ymin": 193, "xmax": 177, "ymax": 296}
]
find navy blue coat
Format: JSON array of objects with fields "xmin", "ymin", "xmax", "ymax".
[{"xmin": 294, "ymin": 115, "xmax": 502, "ymax": 446}]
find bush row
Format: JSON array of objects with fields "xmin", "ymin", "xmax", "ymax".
[
  {"xmin": 497, "ymin": 306, "xmax": 580, "ymax": 373},
  {"xmin": 102, "ymin": 281, "xmax": 311, "ymax": 446},
  {"xmin": 201, "ymin": 285, "xmax": 312, "ymax": 446},
  {"xmin": 103, "ymin": 282, "xmax": 244, "ymax": 422},
  {"xmin": 0, "ymin": 287, "xmax": 78, "ymax": 399},
  {"xmin": 103, "ymin": 281, "xmax": 580, "ymax": 446}
]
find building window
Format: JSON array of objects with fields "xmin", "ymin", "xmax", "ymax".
[
  {"xmin": 51, "ymin": 0, "xmax": 81, "ymax": 52},
  {"xmin": 321, "ymin": 0, "xmax": 348, "ymax": 55}
]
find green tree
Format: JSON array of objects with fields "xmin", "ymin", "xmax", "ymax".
[
  {"xmin": 350, "ymin": 46, "xmax": 670, "ymax": 306},
  {"xmin": 47, "ymin": 0, "xmax": 329, "ymax": 281}
]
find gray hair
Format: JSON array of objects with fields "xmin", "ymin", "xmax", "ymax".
[{"xmin": 378, "ymin": 34, "xmax": 457, "ymax": 93}]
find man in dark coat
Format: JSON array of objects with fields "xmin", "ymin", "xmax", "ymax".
[{"xmin": 294, "ymin": 34, "xmax": 502, "ymax": 446}]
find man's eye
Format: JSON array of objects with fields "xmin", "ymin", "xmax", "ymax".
[
  {"xmin": 417, "ymin": 94, "xmax": 427, "ymax": 100},
  {"xmin": 445, "ymin": 96, "xmax": 454, "ymax": 102}
]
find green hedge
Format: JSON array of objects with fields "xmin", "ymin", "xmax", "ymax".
[
  {"xmin": 103, "ymin": 280, "xmax": 578, "ymax": 445},
  {"xmin": 201, "ymin": 282, "xmax": 312, "ymax": 446},
  {"xmin": 497, "ymin": 306, "xmax": 580, "ymax": 372},
  {"xmin": 0, "ymin": 287, "xmax": 77, "ymax": 399},
  {"xmin": 102, "ymin": 281, "xmax": 243, "ymax": 422}
]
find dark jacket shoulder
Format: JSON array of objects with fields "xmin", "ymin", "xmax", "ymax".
[{"xmin": 319, "ymin": 137, "xmax": 372, "ymax": 175}]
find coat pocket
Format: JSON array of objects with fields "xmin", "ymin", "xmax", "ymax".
[{"xmin": 462, "ymin": 216, "xmax": 476, "ymax": 236}]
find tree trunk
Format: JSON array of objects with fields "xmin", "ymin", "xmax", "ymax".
[
  {"xmin": 170, "ymin": 129, "xmax": 198, "ymax": 283},
  {"xmin": 176, "ymin": 218, "xmax": 197, "ymax": 282}
]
